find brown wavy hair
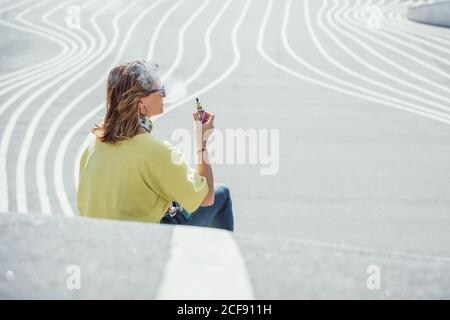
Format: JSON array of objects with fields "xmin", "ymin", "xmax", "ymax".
[{"xmin": 92, "ymin": 60, "xmax": 159, "ymax": 145}]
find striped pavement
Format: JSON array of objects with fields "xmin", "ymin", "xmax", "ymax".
[{"xmin": 1, "ymin": 0, "xmax": 450, "ymax": 298}]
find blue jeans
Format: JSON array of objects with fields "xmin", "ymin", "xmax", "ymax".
[{"xmin": 162, "ymin": 183, "xmax": 234, "ymax": 232}]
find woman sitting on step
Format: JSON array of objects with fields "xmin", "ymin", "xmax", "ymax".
[{"xmin": 77, "ymin": 60, "xmax": 234, "ymax": 231}]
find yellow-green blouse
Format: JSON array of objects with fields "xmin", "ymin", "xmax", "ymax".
[{"xmin": 77, "ymin": 133, "xmax": 208, "ymax": 223}]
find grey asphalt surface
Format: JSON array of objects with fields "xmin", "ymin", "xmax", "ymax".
[
  {"xmin": 1, "ymin": 212, "xmax": 449, "ymax": 299},
  {"xmin": 0, "ymin": 213, "xmax": 172, "ymax": 299},
  {"xmin": 1, "ymin": 0, "xmax": 450, "ymax": 298}
]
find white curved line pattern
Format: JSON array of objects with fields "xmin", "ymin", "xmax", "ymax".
[
  {"xmin": 0, "ymin": 0, "xmax": 75, "ymax": 111},
  {"xmin": 0, "ymin": 0, "xmax": 66, "ymax": 85},
  {"xmin": 0, "ymin": 0, "xmax": 85, "ymax": 212},
  {"xmin": 0, "ymin": 0, "xmax": 449, "ymax": 218},
  {"xmin": 258, "ymin": 0, "xmax": 450, "ymax": 126},
  {"xmin": 16, "ymin": 0, "xmax": 104, "ymax": 214},
  {"xmin": 50, "ymin": 0, "xmax": 167, "ymax": 217},
  {"xmin": 71, "ymin": 0, "xmax": 232, "ymax": 192},
  {"xmin": 33, "ymin": 0, "xmax": 141, "ymax": 216},
  {"xmin": 160, "ymin": 0, "xmax": 211, "ymax": 82},
  {"xmin": 1, "ymin": 0, "xmax": 114, "ymax": 214},
  {"xmin": 0, "ymin": 0, "xmax": 79, "ymax": 92},
  {"xmin": 342, "ymin": 0, "xmax": 450, "ymax": 90},
  {"xmin": 323, "ymin": 0, "xmax": 450, "ymax": 108},
  {"xmin": 147, "ymin": 0, "xmax": 185, "ymax": 61},
  {"xmin": 66, "ymin": 0, "xmax": 243, "ymax": 216}
]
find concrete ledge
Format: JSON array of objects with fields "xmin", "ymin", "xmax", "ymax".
[
  {"xmin": 0, "ymin": 212, "xmax": 253, "ymax": 300},
  {"xmin": 0, "ymin": 213, "xmax": 173, "ymax": 299},
  {"xmin": 237, "ymin": 234, "xmax": 450, "ymax": 299},
  {"xmin": 1, "ymin": 213, "xmax": 450, "ymax": 299},
  {"xmin": 407, "ymin": 1, "xmax": 450, "ymax": 28}
]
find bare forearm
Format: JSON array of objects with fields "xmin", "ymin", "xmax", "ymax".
[{"xmin": 197, "ymin": 143, "xmax": 214, "ymax": 206}]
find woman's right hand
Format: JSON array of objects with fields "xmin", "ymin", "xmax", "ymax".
[{"xmin": 193, "ymin": 111, "xmax": 215, "ymax": 147}]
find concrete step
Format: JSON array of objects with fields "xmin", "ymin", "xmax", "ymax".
[
  {"xmin": 1, "ymin": 212, "xmax": 449, "ymax": 299},
  {"xmin": 408, "ymin": 1, "xmax": 450, "ymax": 28}
]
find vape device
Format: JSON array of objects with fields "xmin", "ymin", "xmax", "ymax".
[{"xmin": 195, "ymin": 97, "xmax": 208, "ymax": 124}]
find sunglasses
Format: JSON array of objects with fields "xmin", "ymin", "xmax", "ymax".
[{"xmin": 148, "ymin": 85, "xmax": 166, "ymax": 98}]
